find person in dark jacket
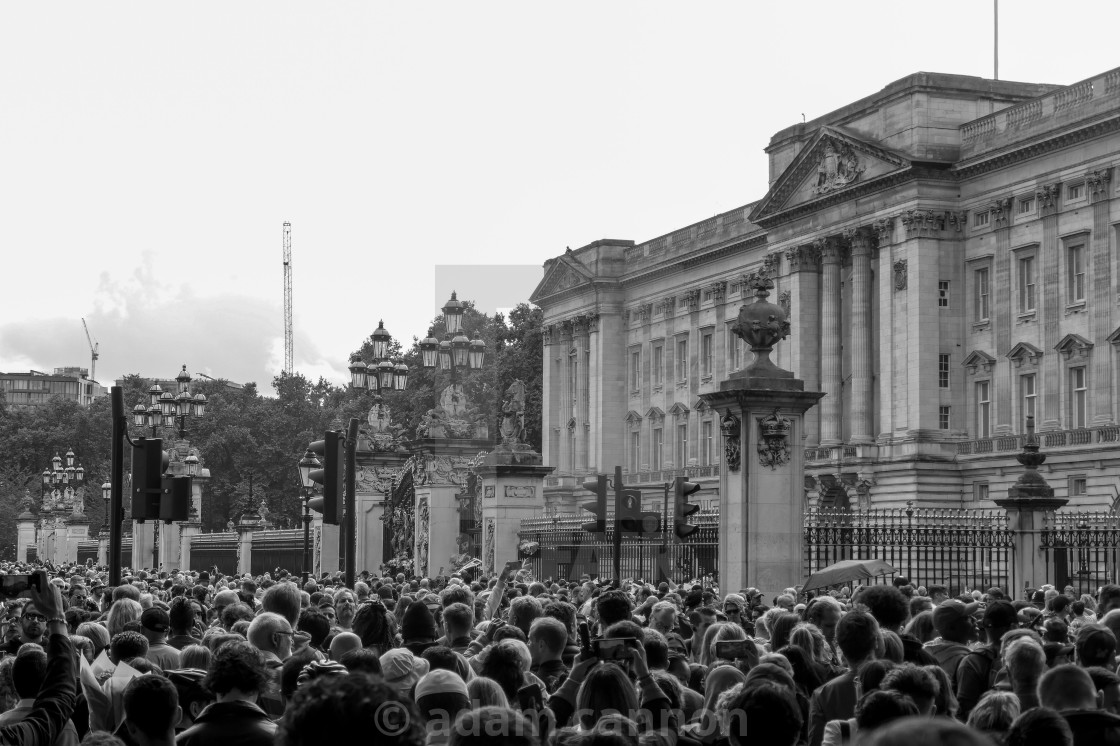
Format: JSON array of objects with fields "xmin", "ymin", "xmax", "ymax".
[
  {"xmin": 857, "ymin": 585, "xmax": 937, "ymax": 667},
  {"xmin": 1040, "ymin": 663, "xmax": 1120, "ymax": 746},
  {"xmin": 925, "ymin": 600, "xmax": 977, "ymax": 682},
  {"xmin": 177, "ymin": 641, "xmax": 277, "ymax": 746}
]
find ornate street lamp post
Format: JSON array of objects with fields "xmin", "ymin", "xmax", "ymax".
[{"xmin": 297, "ymin": 449, "xmax": 320, "ymax": 585}]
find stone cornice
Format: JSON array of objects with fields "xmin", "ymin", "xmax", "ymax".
[
  {"xmin": 621, "ymin": 233, "xmax": 767, "ymax": 288},
  {"xmin": 954, "ymin": 113, "xmax": 1120, "ymax": 179}
]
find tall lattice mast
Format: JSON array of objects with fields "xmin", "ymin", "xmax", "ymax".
[{"xmin": 283, "ymin": 222, "xmax": 293, "ymax": 375}]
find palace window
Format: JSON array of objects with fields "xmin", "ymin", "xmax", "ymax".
[
  {"xmin": 701, "ymin": 330, "xmax": 714, "ymax": 378},
  {"xmin": 939, "ymin": 406, "xmax": 951, "ymax": 430},
  {"xmin": 702, "ymin": 420, "xmax": 714, "ymax": 466},
  {"xmin": 629, "ymin": 432, "xmax": 641, "ymax": 473},
  {"xmin": 1018, "ymin": 255, "xmax": 1036, "ymax": 313},
  {"xmin": 1021, "ymin": 374, "xmax": 1037, "ymax": 433},
  {"xmin": 1070, "ymin": 366, "xmax": 1087, "ymax": 429},
  {"xmin": 651, "ymin": 427, "xmax": 663, "ymax": 470},
  {"xmin": 975, "ymin": 267, "xmax": 990, "ymax": 321},
  {"xmin": 976, "ymin": 380, "xmax": 991, "ymax": 438},
  {"xmin": 629, "ymin": 349, "xmax": 641, "ymax": 391},
  {"xmin": 974, "ymin": 482, "xmax": 990, "ymax": 502},
  {"xmin": 729, "ymin": 327, "xmax": 745, "ymax": 371},
  {"xmin": 1070, "ymin": 475, "xmax": 1087, "ymax": 497},
  {"xmin": 676, "ymin": 423, "xmax": 688, "ymax": 468},
  {"xmin": 676, "ymin": 338, "xmax": 688, "ymax": 382},
  {"xmin": 1018, "ymin": 197, "xmax": 1034, "ymax": 215},
  {"xmin": 1067, "ymin": 243, "xmax": 1086, "ymax": 303},
  {"xmin": 974, "ymin": 211, "xmax": 990, "ymax": 228},
  {"xmin": 652, "ymin": 344, "xmax": 664, "ymax": 387},
  {"xmin": 938, "ymin": 281, "xmax": 950, "ymax": 308},
  {"xmin": 938, "ymin": 354, "xmax": 950, "ymax": 389},
  {"xmin": 1068, "ymin": 183, "xmax": 1084, "ymax": 201}
]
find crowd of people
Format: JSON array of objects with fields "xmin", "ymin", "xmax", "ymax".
[{"xmin": 0, "ymin": 560, "xmax": 1119, "ymax": 746}]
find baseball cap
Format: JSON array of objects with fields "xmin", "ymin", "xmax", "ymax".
[
  {"xmin": 141, "ymin": 607, "xmax": 170, "ymax": 633},
  {"xmin": 982, "ymin": 600, "xmax": 1018, "ymax": 629},
  {"xmin": 927, "ymin": 600, "xmax": 981, "ymax": 631}
]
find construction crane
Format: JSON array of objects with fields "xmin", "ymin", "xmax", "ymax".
[
  {"xmin": 282, "ymin": 222, "xmax": 293, "ymax": 375},
  {"xmin": 81, "ymin": 318, "xmax": 99, "ymax": 382}
]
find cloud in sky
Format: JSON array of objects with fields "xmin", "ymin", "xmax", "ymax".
[{"xmin": 0, "ymin": 252, "xmax": 339, "ymax": 391}]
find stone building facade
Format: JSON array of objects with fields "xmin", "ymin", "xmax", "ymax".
[{"xmin": 531, "ymin": 67, "xmax": 1120, "ymax": 512}]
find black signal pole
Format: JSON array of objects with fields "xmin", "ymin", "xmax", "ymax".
[
  {"xmin": 344, "ymin": 417, "xmax": 359, "ymax": 587},
  {"xmin": 613, "ymin": 465, "xmax": 623, "ymax": 583},
  {"xmin": 109, "ymin": 387, "xmax": 125, "ymax": 586}
]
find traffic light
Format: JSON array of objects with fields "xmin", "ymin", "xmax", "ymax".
[
  {"xmin": 672, "ymin": 476, "xmax": 701, "ymax": 539},
  {"xmin": 130, "ymin": 438, "xmax": 166, "ymax": 521},
  {"xmin": 580, "ymin": 475, "xmax": 608, "ymax": 534},
  {"xmin": 616, "ymin": 488, "xmax": 642, "ymax": 533},
  {"xmin": 158, "ymin": 476, "xmax": 192, "ymax": 523},
  {"xmin": 308, "ymin": 431, "xmax": 343, "ymax": 525}
]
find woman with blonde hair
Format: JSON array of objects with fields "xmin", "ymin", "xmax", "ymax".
[
  {"xmin": 107, "ymin": 598, "xmax": 142, "ymax": 637},
  {"xmin": 703, "ymin": 622, "xmax": 748, "ymax": 667},
  {"xmin": 466, "ymin": 676, "xmax": 509, "ymax": 708}
]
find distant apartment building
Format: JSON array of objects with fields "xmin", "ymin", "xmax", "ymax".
[{"xmin": 0, "ymin": 368, "xmax": 104, "ymax": 408}]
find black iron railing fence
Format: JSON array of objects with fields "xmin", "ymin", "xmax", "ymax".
[
  {"xmin": 1041, "ymin": 510, "xmax": 1120, "ymax": 596},
  {"xmin": 804, "ymin": 506, "xmax": 1013, "ymax": 592},
  {"xmin": 519, "ymin": 511, "xmax": 718, "ymax": 583}
]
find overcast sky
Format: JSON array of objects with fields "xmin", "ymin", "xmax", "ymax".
[{"xmin": 3, "ymin": 2, "xmax": 1119, "ymax": 392}]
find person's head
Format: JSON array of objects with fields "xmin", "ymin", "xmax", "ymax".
[
  {"xmin": 805, "ymin": 596, "xmax": 842, "ymax": 642},
  {"xmin": 726, "ymin": 681, "xmax": 803, "ymax": 746},
  {"xmin": 768, "ymin": 612, "xmax": 799, "ymax": 653},
  {"xmin": 11, "ymin": 648, "xmax": 47, "ymax": 700},
  {"xmin": 165, "ymin": 668, "xmax": 211, "ymax": 729},
  {"xmin": 336, "ymin": 647, "xmax": 381, "ymax": 676},
  {"xmin": 507, "ymin": 595, "xmax": 542, "ymax": 636},
  {"xmin": 857, "ymin": 585, "xmax": 910, "ymax": 632},
  {"xmin": 447, "ymin": 706, "xmax": 537, "ymax": 746},
  {"xmin": 855, "ymin": 689, "xmax": 921, "ymax": 733},
  {"xmin": 837, "ymin": 609, "xmax": 880, "ymax": 665},
  {"xmin": 1004, "ymin": 637, "xmax": 1046, "ymax": 692},
  {"xmin": 110, "ymin": 630, "xmax": 149, "ymax": 664},
  {"xmin": 1075, "ymin": 623, "xmax": 1117, "ymax": 668},
  {"xmin": 415, "ymin": 668, "xmax": 471, "ymax": 734},
  {"xmin": 123, "ymin": 673, "xmax": 181, "ymax": 743},
  {"xmin": 861, "ymin": 718, "xmax": 998, "ymax": 746},
  {"xmin": 168, "ymin": 596, "xmax": 196, "ymax": 635},
  {"xmin": 527, "ymin": 616, "xmax": 567, "ymax": 665},
  {"xmin": 140, "ymin": 607, "xmax": 171, "ymax": 643},
  {"xmin": 922, "ymin": 664, "xmax": 958, "ymax": 720},
  {"xmin": 1006, "ymin": 707, "xmax": 1073, "ymax": 746},
  {"xmin": 442, "ymin": 602, "xmax": 473, "ymax": 638},
  {"xmin": 278, "ymin": 672, "xmax": 426, "ymax": 746},
  {"xmin": 76, "ymin": 621, "xmax": 111, "ymax": 657},
  {"xmin": 180, "ymin": 644, "xmax": 211, "ymax": 670},
  {"xmin": 352, "ymin": 600, "xmax": 396, "ymax": 654},
  {"xmin": 480, "ymin": 638, "xmax": 531, "ymax": 701},
  {"xmin": 262, "ymin": 582, "xmax": 302, "ymax": 627},
  {"xmin": 1040, "ymin": 664, "xmax": 1099, "ymax": 710},
  {"xmin": 107, "ymin": 598, "xmax": 143, "ymax": 638},
  {"xmin": 908, "ymin": 596, "xmax": 933, "ymax": 619},
  {"xmin": 967, "ymin": 690, "xmax": 1021, "ymax": 735},
  {"xmin": 575, "ymin": 662, "xmax": 640, "ymax": 730},
  {"xmin": 204, "ymin": 640, "xmax": 271, "ymax": 699},
  {"xmin": 466, "ymin": 676, "xmax": 508, "ymax": 709},
  {"xmin": 297, "ymin": 608, "xmax": 331, "ymax": 650},
  {"xmin": 706, "ymin": 622, "xmax": 748, "ymax": 667},
  {"xmin": 400, "ymin": 600, "xmax": 438, "ymax": 643},
  {"xmin": 927, "ymin": 585, "xmax": 949, "ymax": 604},
  {"xmin": 904, "ymin": 610, "xmax": 937, "ymax": 645},
  {"xmin": 247, "ymin": 611, "xmax": 294, "ymax": 660},
  {"xmin": 1099, "ymin": 584, "xmax": 1120, "ymax": 615},
  {"xmin": 596, "ymin": 590, "xmax": 633, "ymax": 627},
  {"xmin": 221, "ymin": 602, "xmax": 254, "ymax": 631},
  {"xmin": 982, "ymin": 600, "xmax": 1019, "ymax": 644},
  {"xmin": 880, "ymin": 664, "xmax": 939, "ymax": 716}
]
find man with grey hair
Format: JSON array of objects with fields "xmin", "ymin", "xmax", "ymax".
[
  {"xmin": 1003, "ymin": 637, "xmax": 1046, "ymax": 710},
  {"xmin": 247, "ymin": 611, "xmax": 292, "ymax": 719},
  {"xmin": 648, "ymin": 601, "xmax": 679, "ymax": 637}
]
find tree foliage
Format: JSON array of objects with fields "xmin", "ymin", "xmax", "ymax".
[{"xmin": 0, "ymin": 301, "xmax": 543, "ymax": 546}]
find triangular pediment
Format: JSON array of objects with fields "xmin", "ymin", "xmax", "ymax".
[
  {"xmin": 624, "ymin": 410, "xmax": 643, "ymax": 423},
  {"xmin": 1108, "ymin": 326, "xmax": 1120, "ymax": 345},
  {"xmin": 1055, "ymin": 333, "xmax": 1093, "ymax": 358},
  {"xmin": 667, "ymin": 402, "xmax": 689, "ymax": 416},
  {"xmin": 749, "ymin": 127, "xmax": 912, "ymax": 223},
  {"xmin": 962, "ymin": 350, "xmax": 996, "ymax": 372},
  {"xmin": 530, "ymin": 252, "xmax": 595, "ymax": 303},
  {"xmin": 645, "ymin": 406, "xmax": 665, "ymax": 421},
  {"xmin": 1006, "ymin": 342, "xmax": 1043, "ymax": 366}
]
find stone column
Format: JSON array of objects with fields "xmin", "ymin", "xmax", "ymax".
[
  {"xmin": 158, "ymin": 522, "xmax": 181, "ymax": 570},
  {"xmin": 98, "ymin": 528, "xmax": 110, "ymax": 567},
  {"xmin": 179, "ymin": 519, "xmax": 202, "ymax": 572},
  {"xmin": 476, "ymin": 457, "xmax": 553, "ymax": 577},
  {"xmin": 354, "ymin": 450, "xmax": 406, "ymax": 574},
  {"xmin": 557, "ymin": 321, "xmax": 573, "ymax": 472},
  {"xmin": 235, "ymin": 513, "xmax": 259, "ymax": 577},
  {"xmin": 994, "ymin": 417, "xmax": 1066, "ymax": 595},
  {"xmin": 132, "ymin": 520, "xmax": 155, "ymax": 570},
  {"xmin": 786, "ymin": 245, "xmax": 821, "ymax": 446},
  {"xmin": 1039, "ymin": 186, "xmax": 1062, "ymax": 430},
  {"xmin": 847, "ymin": 228, "xmax": 874, "ymax": 444},
  {"xmin": 819, "ymin": 237, "xmax": 844, "ymax": 446},
  {"xmin": 65, "ymin": 517, "xmax": 90, "ymax": 564},
  {"xmin": 1089, "ymin": 170, "xmax": 1114, "ymax": 425},
  {"xmin": 874, "ymin": 218, "xmax": 897, "ymax": 441},
  {"xmin": 702, "ymin": 274, "xmax": 824, "ymax": 596},
  {"xmin": 317, "ymin": 518, "xmax": 339, "ymax": 577},
  {"xmin": 574, "ymin": 315, "xmax": 590, "ymax": 473},
  {"xmin": 411, "ymin": 438, "xmax": 491, "ymax": 578},
  {"xmin": 993, "ymin": 199, "xmax": 1014, "ymax": 435}
]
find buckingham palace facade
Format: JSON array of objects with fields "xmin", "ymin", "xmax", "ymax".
[{"xmin": 530, "ymin": 67, "xmax": 1120, "ymax": 513}]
